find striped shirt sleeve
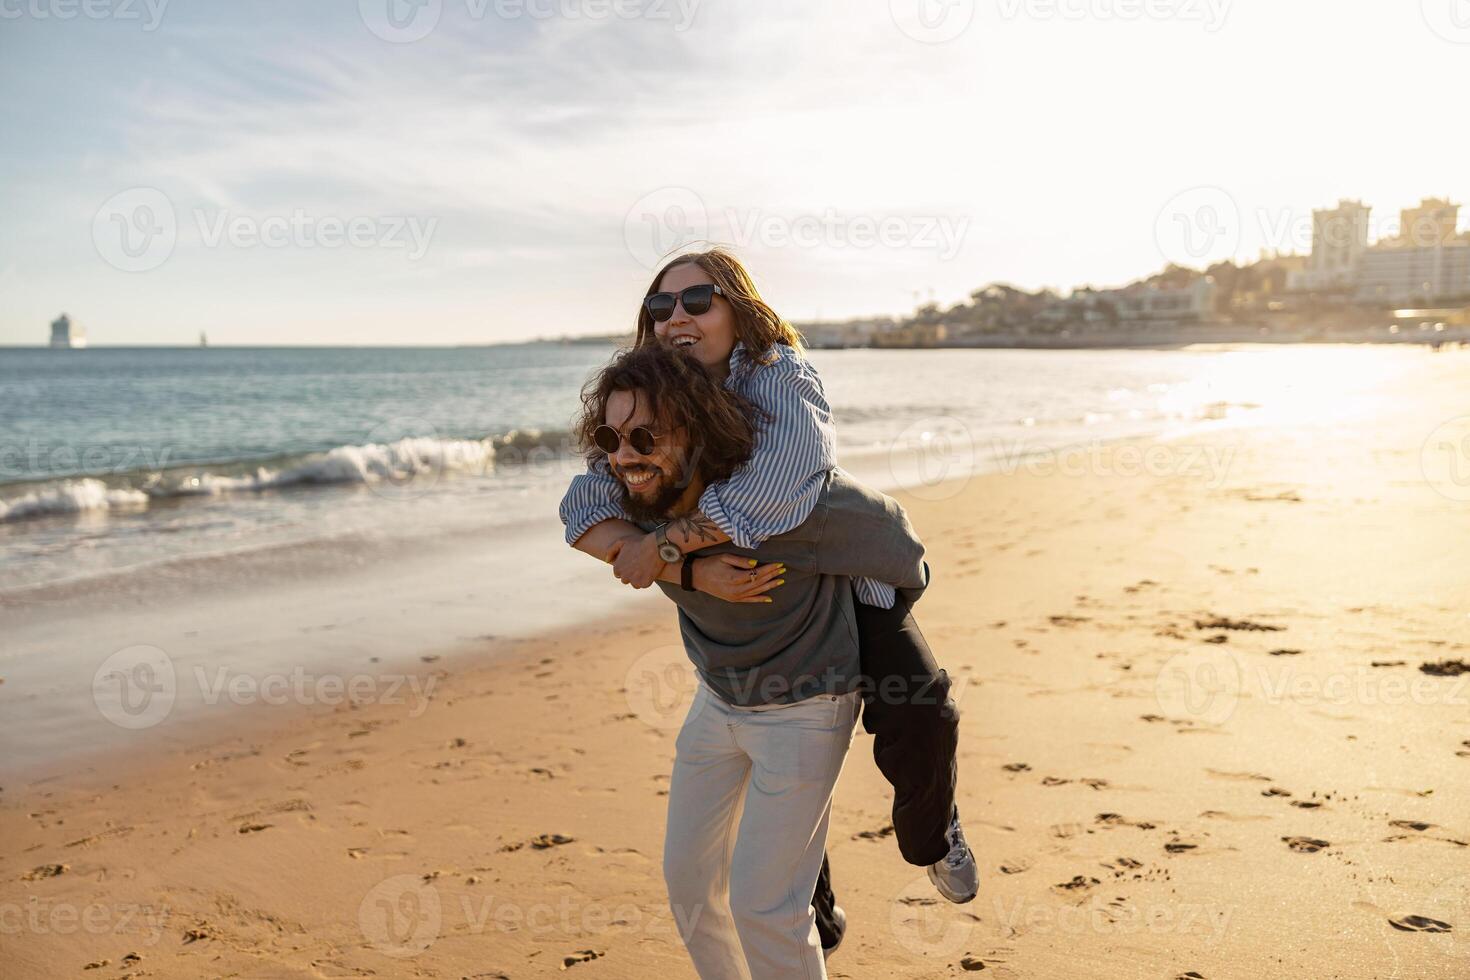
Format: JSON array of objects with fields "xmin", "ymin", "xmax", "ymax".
[
  {"xmin": 558, "ymin": 454, "xmax": 627, "ymax": 546},
  {"xmin": 698, "ymin": 344, "xmax": 834, "ymax": 547},
  {"xmin": 706, "ymin": 345, "xmax": 896, "ymax": 609}
]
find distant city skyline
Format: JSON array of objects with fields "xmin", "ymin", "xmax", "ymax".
[{"xmin": 3, "ymin": 1, "xmax": 1468, "ymax": 347}]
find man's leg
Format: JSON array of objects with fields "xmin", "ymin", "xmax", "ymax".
[
  {"xmin": 854, "ymin": 593, "xmax": 960, "ymax": 867},
  {"xmin": 663, "ymin": 686, "xmax": 755, "ymax": 980},
  {"xmin": 728, "ymin": 691, "xmax": 860, "ymax": 978}
]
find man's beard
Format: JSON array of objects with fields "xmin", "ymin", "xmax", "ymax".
[{"xmin": 617, "ymin": 465, "xmax": 687, "ymax": 523}]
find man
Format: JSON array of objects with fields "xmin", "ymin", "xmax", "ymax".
[{"xmin": 572, "ymin": 344, "xmax": 929, "ymax": 978}]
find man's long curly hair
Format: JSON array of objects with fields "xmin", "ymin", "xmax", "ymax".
[{"xmin": 575, "ymin": 344, "xmax": 767, "ymax": 487}]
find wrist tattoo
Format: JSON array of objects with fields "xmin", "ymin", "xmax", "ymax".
[{"xmin": 671, "ymin": 513, "xmax": 721, "ymax": 546}]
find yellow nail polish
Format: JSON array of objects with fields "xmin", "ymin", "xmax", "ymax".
[
  {"xmin": 764, "ymin": 597, "xmax": 773, "ymax": 603},
  {"xmin": 748, "ymin": 559, "xmax": 758, "ymax": 567},
  {"xmin": 775, "ymin": 579, "xmax": 785, "ymax": 586}
]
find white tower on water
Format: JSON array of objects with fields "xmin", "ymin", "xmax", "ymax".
[{"xmin": 49, "ymin": 314, "xmax": 88, "ymax": 349}]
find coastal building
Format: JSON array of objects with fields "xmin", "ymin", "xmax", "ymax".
[
  {"xmin": 1356, "ymin": 240, "xmax": 1470, "ymax": 303},
  {"xmin": 1055, "ymin": 276, "xmax": 1217, "ymax": 327},
  {"xmin": 49, "ymin": 313, "xmax": 87, "ymax": 349},
  {"xmin": 871, "ymin": 322, "xmax": 948, "ymax": 348},
  {"xmin": 1111, "ymin": 276, "xmax": 1217, "ymax": 322},
  {"xmin": 1289, "ymin": 199, "xmax": 1371, "ymax": 292},
  {"xmin": 1394, "ymin": 197, "xmax": 1460, "ymax": 248}
]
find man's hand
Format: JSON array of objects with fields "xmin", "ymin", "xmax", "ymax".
[
  {"xmin": 610, "ymin": 531, "xmax": 666, "ymax": 589},
  {"xmin": 693, "ymin": 554, "xmax": 785, "ymax": 604}
]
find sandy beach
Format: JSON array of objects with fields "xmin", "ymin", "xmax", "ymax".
[{"xmin": 3, "ymin": 348, "xmax": 1469, "ymax": 979}]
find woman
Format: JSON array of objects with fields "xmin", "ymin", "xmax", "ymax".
[{"xmin": 559, "ymin": 249, "xmax": 976, "ymax": 954}]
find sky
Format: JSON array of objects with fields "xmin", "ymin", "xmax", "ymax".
[{"xmin": 1, "ymin": 0, "xmax": 1468, "ymax": 346}]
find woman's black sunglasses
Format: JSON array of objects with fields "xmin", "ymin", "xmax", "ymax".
[
  {"xmin": 643, "ymin": 283, "xmax": 725, "ymax": 322},
  {"xmin": 593, "ymin": 424, "xmax": 659, "ymax": 456}
]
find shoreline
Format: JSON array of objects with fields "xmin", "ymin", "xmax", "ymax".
[{"xmin": 0, "ymin": 416, "xmax": 1251, "ymax": 785}]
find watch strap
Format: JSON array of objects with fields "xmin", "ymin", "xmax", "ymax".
[{"xmin": 681, "ymin": 555, "xmax": 696, "ymax": 592}]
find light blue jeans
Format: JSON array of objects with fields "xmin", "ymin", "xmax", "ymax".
[{"xmin": 663, "ymin": 682, "xmax": 861, "ymax": 979}]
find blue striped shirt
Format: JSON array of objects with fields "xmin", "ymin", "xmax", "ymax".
[{"xmin": 558, "ymin": 342, "xmax": 896, "ymax": 608}]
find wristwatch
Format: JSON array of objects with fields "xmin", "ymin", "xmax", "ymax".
[
  {"xmin": 681, "ymin": 554, "xmax": 696, "ymax": 592},
  {"xmin": 654, "ymin": 523, "xmax": 682, "ymax": 564}
]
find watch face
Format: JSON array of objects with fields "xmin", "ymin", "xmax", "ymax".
[{"xmin": 658, "ymin": 543, "xmax": 682, "ymax": 563}]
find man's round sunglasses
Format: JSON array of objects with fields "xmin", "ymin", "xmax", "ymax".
[
  {"xmin": 643, "ymin": 283, "xmax": 725, "ymax": 322},
  {"xmin": 594, "ymin": 424, "xmax": 660, "ymax": 456}
]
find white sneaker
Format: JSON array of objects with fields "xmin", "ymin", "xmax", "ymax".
[
  {"xmin": 822, "ymin": 905, "xmax": 846, "ymax": 959},
  {"xmin": 926, "ymin": 808, "xmax": 979, "ymax": 904}
]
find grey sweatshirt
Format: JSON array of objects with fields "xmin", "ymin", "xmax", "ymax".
[{"xmin": 638, "ymin": 468, "xmax": 928, "ymax": 706}]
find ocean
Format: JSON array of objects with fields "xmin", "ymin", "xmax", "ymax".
[{"xmin": 0, "ymin": 341, "xmax": 1366, "ymax": 598}]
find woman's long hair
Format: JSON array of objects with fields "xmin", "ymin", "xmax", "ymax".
[{"xmin": 634, "ymin": 248, "xmax": 805, "ymax": 365}]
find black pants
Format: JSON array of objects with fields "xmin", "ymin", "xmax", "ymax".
[{"xmin": 812, "ymin": 590, "xmax": 960, "ymax": 947}]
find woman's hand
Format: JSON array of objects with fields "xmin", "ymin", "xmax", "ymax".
[
  {"xmin": 609, "ymin": 531, "xmax": 665, "ymax": 589},
  {"xmin": 693, "ymin": 554, "xmax": 786, "ymax": 603}
]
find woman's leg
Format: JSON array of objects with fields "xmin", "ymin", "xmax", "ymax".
[
  {"xmin": 810, "ymin": 595, "xmax": 964, "ymax": 935},
  {"xmin": 728, "ymin": 691, "xmax": 860, "ymax": 978},
  {"xmin": 663, "ymin": 687, "xmax": 755, "ymax": 980},
  {"xmin": 853, "ymin": 591, "xmax": 960, "ymax": 867}
]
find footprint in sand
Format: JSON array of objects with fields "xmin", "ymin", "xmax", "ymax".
[
  {"xmin": 1282, "ymin": 836, "xmax": 1330, "ymax": 853},
  {"xmin": 1200, "ymin": 811, "xmax": 1272, "ymax": 823},
  {"xmin": 1388, "ymin": 819, "xmax": 1434, "ymax": 832},
  {"xmin": 1204, "ymin": 769, "xmax": 1273, "ymax": 783},
  {"xmin": 1388, "ymin": 915, "xmax": 1452, "ymax": 933},
  {"xmin": 1193, "ymin": 616, "xmax": 1283, "ymax": 633},
  {"xmin": 1051, "ymin": 875, "xmax": 1100, "ymax": 894},
  {"xmin": 853, "ymin": 824, "xmax": 897, "ymax": 841}
]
